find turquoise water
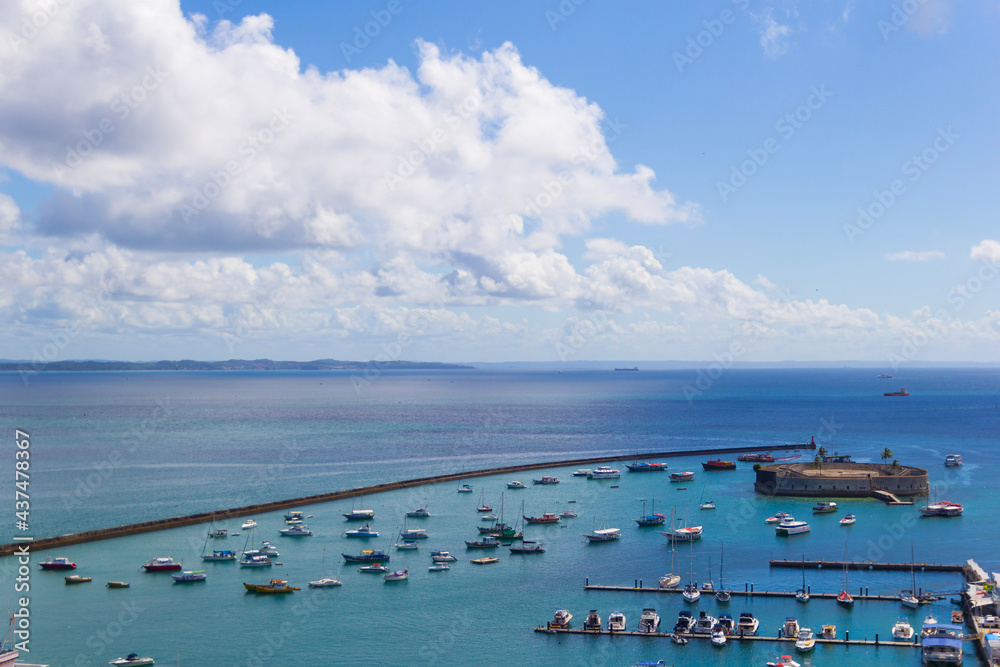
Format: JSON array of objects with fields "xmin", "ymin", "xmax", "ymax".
[{"xmin": 1, "ymin": 368, "xmax": 998, "ymax": 665}]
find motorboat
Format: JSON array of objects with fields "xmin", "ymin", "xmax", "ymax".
[
  {"xmin": 65, "ymin": 575, "xmax": 92, "ymax": 584},
  {"xmin": 240, "ymin": 519, "xmax": 257, "ymax": 530},
  {"xmin": 716, "ymin": 614, "xmax": 735, "ymax": 634},
  {"xmin": 470, "ymin": 557, "xmax": 499, "ymax": 564},
  {"xmin": 343, "ymin": 549, "xmax": 389, "ymax": 563},
  {"xmin": 279, "ymin": 524, "xmax": 312, "ymax": 536},
  {"xmin": 891, "ymin": 618, "xmax": 914, "ymax": 639},
  {"xmin": 532, "ymin": 476, "xmax": 559, "ymax": 485},
  {"xmin": 637, "ymin": 608, "xmax": 660, "ymax": 633},
  {"xmin": 38, "ymin": 556, "xmax": 76, "ymax": 570},
  {"xmin": 919, "ymin": 500, "xmax": 963, "ymax": 517},
  {"xmin": 259, "ymin": 542, "xmax": 280, "ymax": 556},
  {"xmin": 406, "ymin": 506, "xmax": 430, "ymax": 517},
  {"xmin": 243, "ymin": 579, "xmax": 299, "ymax": 594},
  {"xmin": 428, "ymin": 563, "xmax": 450, "ymax": 571},
  {"xmin": 358, "ymin": 564, "xmax": 388, "ymax": 573},
  {"xmin": 765, "ymin": 512, "xmax": 788, "ymax": 524},
  {"xmin": 171, "ymin": 570, "xmax": 206, "ymax": 582},
  {"xmin": 607, "ymin": 611, "xmax": 626, "ymax": 631},
  {"xmin": 342, "ymin": 508, "xmax": 375, "ymax": 521},
  {"xmin": 701, "ymin": 580, "xmax": 715, "ymax": 592},
  {"xmin": 383, "ymin": 569, "xmax": 408, "ymax": 582},
  {"xmin": 794, "ymin": 627, "xmax": 815, "ymax": 652},
  {"xmin": 921, "ymin": 623, "xmax": 963, "ymax": 663},
  {"xmin": 202, "ymin": 549, "xmax": 236, "ymax": 562},
  {"xmin": 506, "ymin": 480, "xmax": 526, "ymax": 488},
  {"xmin": 464, "ymin": 538, "xmax": 499, "ymax": 549},
  {"xmin": 394, "ymin": 540, "xmax": 419, "ymax": 550},
  {"xmin": 671, "ymin": 634, "xmax": 688, "ymax": 645},
  {"xmin": 813, "ymin": 501, "xmax": 838, "ymax": 513},
  {"xmin": 509, "ymin": 540, "xmax": 545, "ymax": 554},
  {"xmin": 283, "ymin": 510, "xmax": 303, "ymax": 521},
  {"xmin": 774, "ymin": 517, "xmax": 811, "ymax": 536},
  {"xmin": 480, "ymin": 514, "xmax": 498, "ymax": 522},
  {"xmin": 109, "ymin": 655, "xmax": 155, "ymax": 666},
  {"xmin": 693, "ymin": 611, "xmax": 716, "ymax": 634},
  {"xmin": 701, "ymin": 459, "xmax": 736, "ymax": 471},
  {"xmin": 142, "ymin": 556, "xmax": 182, "ymax": 572},
  {"xmin": 626, "ymin": 461, "xmax": 667, "ymax": 472},
  {"xmin": 840, "ymin": 514, "xmax": 857, "ymax": 526},
  {"xmin": 588, "ymin": 466, "xmax": 621, "ymax": 480},
  {"xmin": 560, "ymin": 509, "xmax": 577, "ymax": 518},
  {"xmin": 944, "ymin": 454, "xmax": 963, "ymax": 467},
  {"xmin": 400, "ymin": 527, "xmax": 428, "ymax": 539},
  {"xmin": 430, "ymin": 551, "xmax": 457, "ymax": 562},
  {"xmin": 583, "ymin": 609, "xmax": 602, "ymax": 631},
  {"xmin": 820, "ymin": 625, "xmax": 836, "ymax": 639},
  {"xmin": 736, "ymin": 612, "xmax": 759, "ymax": 636},
  {"xmin": 765, "ymin": 657, "xmax": 801, "ymax": 667},
  {"xmin": 711, "ymin": 627, "xmax": 727, "ymax": 646},
  {"xmin": 343, "ymin": 524, "xmax": 378, "ymax": 538},
  {"xmin": 921, "ymin": 615, "xmax": 939, "ymax": 637},
  {"xmin": 523, "ymin": 512, "xmax": 560, "ymax": 524},
  {"xmin": 674, "ymin": 611, "xmax": 694, "ymax": 634},
  {"xmin": 551, "ymin": 608, "xmax": 572, "ymax": 628},
  {"xmin": 571, "ymin": 469, "xmax": 592, "ymax": 477},
  {"xmin": 106, "ymin": 581, "xmax": 130, "ymax": 588},
  {"xmin": 308, "ymin": 576, "xmax": 342, "ymax": 587},
  {"xmin": 782, "ymin": 617, "xmax": 799, "ymax": 638},
  {"xmin": 670, "ymin": 471, "xmax": 695, "ymax": 482}
]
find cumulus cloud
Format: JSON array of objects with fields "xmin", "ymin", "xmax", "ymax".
[
  {"xmin": 757, "ymin": 11, "xmax": 793, "ymax": 58},
  {"xmin": 970, "ymin": 239, "xmax": 1000, "ymax": 263},
  {"xmin": 885, "ymin": 250, "xmax": 946, "ymax": 262},
  {"xmin": 0, "ymin": 194, "xmax": 20, "ymax": 241}
]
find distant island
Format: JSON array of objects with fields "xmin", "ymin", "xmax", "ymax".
[{"xmin": 0, "ymin": 358, "xmax": 475, "ymax": 372}]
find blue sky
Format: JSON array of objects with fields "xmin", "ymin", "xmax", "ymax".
[{"xmin": 0, "ymin": 0, "xmax": 998, "ymax": 363}]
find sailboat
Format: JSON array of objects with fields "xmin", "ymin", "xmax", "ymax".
[
  {"xmin": 238, "ymin": 525, "xmax": 272, "ymax": 568},
  {"xmin": 635, "ymin": 499, "xmax": 665, "ymax": 527},
  {"xmin": 715, "ymin": 544, "xmax": 730, "ymax": 602},
  {"xmin": 659, "ymin": 537, "xmax": 681, "ymax": 588},
  {"xmin": 208, "ymin": 513, "xmax": 227, "ymax": 538},
  {"xmin": 699, "ymin": 485, "xmax": 716, "ymax": 510},
  {"xmin": 200, "ymin": 531, "xmax": 236, "ymax": 562},
  {"xmin": 837, "ymin": 542, "xmax": 854, "ymax": 607},
  {"xmin": 308, "ymin": 547, "xmax": 342, "ymax": 587},
  {"xmin": 682, "ymin": 538, "xmax": 700, "ymax": 602},
  {"xmin": 901, "ymin": 543, "xmax": 920, "ymax": 608},
  {"xmin": 476, "ymin": 489, "xmax": 492, "ymax": 512},
  {"xmin": 796, "ymin": 553, "xmax": 809, "ymax": 602}
]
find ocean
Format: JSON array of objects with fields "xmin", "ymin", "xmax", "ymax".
[{"xmin": 1, "ymin": 367, "xmax": 997, "ymax": 665}]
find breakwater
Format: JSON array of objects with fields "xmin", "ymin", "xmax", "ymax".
[{"xmin": 0, "ymin": 442, "xmax": 812, "ymax": 556}]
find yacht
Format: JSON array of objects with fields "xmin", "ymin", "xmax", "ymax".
[
  {"xmin": 406, "ymin": 506, "xmax": 430, "ymax": 517},
  {"xmin": 588, "ymin": 466, "xmax": 621, "ymax": 480},
  {"xmin": 637, "ymin": 608, "xmax": 660, "ymax": 633},
  {"xmin": 239, "ymin": 552, "xmax": 272, "ymax": 568},
  {"xmin": 710, "ymin": 626, "xmax": 727, "ymax": 646},
  {"xmin": 693, "ymin": 611, "xmax": 717, "ymax": 634},
  {"xmin": 794, "ymin": 627, "xmax": 815, "ymax": 652},
  {"xmin": 359, "ymin": 563, "xmax": 388, "ymax": 573},
  {"xmin": 308, "ymin": 576, "xmax": 342, "ymax": 587},
  {"xmin": 607, "ymin": 611, "xmax": 626, "ymax": 631},
  {"xmin": 944, "ymin": 454, "xmax": 963, "ymax": 467},
  {"xmin": 658, "ymin": 572, "xmax": 681, "ymax": 588},
  {"xmin": 716, "ymin": 614, "xmax": 735, "ymax": 634},
  {"xmin": 921, "ymin": 623, "xmax": 963, "ymax": 663},
  {"xmin": 782, "ymin": 617, "xmax": 800, "ymax": 638},
  {"xmin": 458, "ymin": 483, "xmax": 473, "ymax": 493},
  {"xmin": 259, "ymin": 541, "xmax": 280, "ymax": 556},
  {"xmin": 673, "ymin": 610, "xmax": 695, "ymax": 634},
  {"xmin": 427, "ymin": 563, "xmax": 450, "ymax": 571},
  {"xmin": 571, "ymin": 469, "xmax": 592, "ymax": 477},
  {"xmin": 109, "ymin": 655, "xmax": 155, "ymax": 666},
  {"xmin": 394, "ymin": 540, "xmax": 419, "ymax": 550},
  {"xmin": 840, "ymin": 514, "xmax": 857, "ymax": 526},
  {"xmin": 766, "ymin": 658, "xmax": 801, "ymax": 667},
  {"xmin": 278, "ymin": 524, "xmax": 312, "ymax": 536},
  {"xmin": 342, "ymin": 508, "xmax": 375, "ymax": 521},
  {"xmin": 583, "ymin": 610, "xmax": 602, "ymax": 631},
  {"xmin": 506, "ymin": 480, "xmax": 526, "ymax": 488},
  {"xmin": 382, "ymin": 569, "xmax": 409, "ymax": 582},
  {"xmin": 142, "ymin": 556, "xmax": 182, "ymax": 572},
  {"xmin": 774, "ymin": 517, "xmax": 811, "ymax": 536},
  {"xmin": 240, "ymin": 519, "xmax": 257, "ymax": 530},
  {"xmin": 38, "ymin": 556, "xmax": 76, "ymax": 570},
  {"xmin": 171, "ymin": 570, "xmax": 207, "ymax": 583},
  {"xmin": 682, "ymin": 582, "xmax": 700, "ymax": 603},
  {"xmin": 430, "ymin": 551, "xmax": 457, "ymax": 562},
  {"xmin": 736, "ymin": 612, "xmax": 759, "ymax": 636},
  {"xmin": 201, "ymin": 549, "xmax": 236, "ymax": 562},
  {"xmin": 892, "ymin": 618, "xmax": 915, "ymax": 640},
  {"xmin": 343, "ymin": 524, "xmax": 378, "ymax": 538}
]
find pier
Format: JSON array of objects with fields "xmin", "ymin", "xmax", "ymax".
[
  {"xmin": 533, "ymin": 627, "xmax": 920, "ymax": 647},
  {"xmin": 584, "ymin": 582, "xmax": 947, "ymax": 603},
  {"xmin": 0, "ymin": 442, "xmax": 812, "ymax": 557},
  {"xmin": 769, "ymin": 558, "xmax": 965, "ymax": 573}
]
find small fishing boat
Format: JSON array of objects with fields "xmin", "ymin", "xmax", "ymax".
[
  {"xmin": 65, "ymin": 575, "xmax": 92, "ymax": 584},
  {"xmin": 524, "ymin": 512, "xmax": 560, "ymax": 524},
  {"xmin": 794, "ymin": 627, "xmax": 815, "ymax": 652},
  {"xmin": 39, "ymin": 556, "xmax": 76, "ymax": 570},
  {"xmin": 670, "ymin": 471, "xmax": 695, "ymax": 482},
  {"xmin": 551, "ymin": 608, "xmax": 572, "ymax": 628},
  {"xmin": 342, "ymin": 549, "xmax": 390, "ymax": 563},
  {"xmin": 283, "ymin": 510, "xmax": 304, "ymax": 522},
  {"xmin": 109, "ymin": 654, "xmax": 155, "ymax": 666},
  {"xmin": 891, "ymin": 618, "xmax": 914, "ymax": 639},
  {"xmin": 359, "ymin": 564, "xmax": 388, "ymax": 573},
  {"xmin": 509, "ymin": 540, "xmax": 545, "ymax": 554},
  {"xmin": 430, "ymin": 551, "xmax": 457, "ymax": 562},
  {"xmin": 736, "ymin": 612, "xmax": 759, "ymax": 635},
  {"xmin": 342, "ymin": 508, "xmax": 375, "ymax": 521},
  {"xmin": 637, "ymin": 608, "xmax": 660, "ymax": 633},
  {"xmin": 583, "ymin": 609, "xmax": 602, "ymax": 631},
  {"xmin": 839, "ymin": 514, "xmax": 856, "ymax": 526},
  {"xmin": 701, "ymin": 459, "xmax": 736, "ymax": 471},
  {"xmin": 106, "ymin": 581, "xmax": 130, "ymax": 588},
  {"xmin": 607, "ymin": 611, "xmax": 626, "ymax": 631},
  {"xmin": 428, "ymin": 563, "xmax": 450, "ymax": 571},
  {"xmin": 532, "ymin": 476, "xmax": 559, "ymax": 485},
  {"xmin": 279, "ymin": 524, "xmax": 312, "ymax": 536},
  {"xmin": 343, "ymin": 524, "xmax": 378, "ymax": 538},
  {"xmin": 559, "ymin": 509, "xmax": 577, "ymax": 518},
  {"xmin": 243, "ymin": 579, "xmax": 299, "ymax": 594},
  {"xmin": 171, "ymin": 570, "xmax": 207, "ymax": 583},
  {"xmin": 142, "ymin": 557, "xmax": 182, "ymax": 572},
  {"xmin": 506, "ymin": 480, "xmax": 526, "ymax": 488},
  {"xmin": 813, "ymin": 501, "xmax": 838, "ymax": 513},
  {"xmin": 240, "ymin": 519, "xmax": 257, "ymax": 530},
  {"xmin": 465, "ymin": 538, "xmax": 500, "ymax": 549},
  {"xmin": 471, "ymin": 557, "xmax": 498, "ymax": 565},
  {"xmin": 406, "ymin": 506, "xmax": 430, "ymax": 517},
  {"xmin": 383, "ymin": 569, "xmax": 409, "ymax": 582}
]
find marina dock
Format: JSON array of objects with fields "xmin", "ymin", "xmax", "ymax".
[
  {"xmin": 583, "ymin": 582, "xmax": 948, "ymax": 603},
  {"xmin": 533, "ymin": 627, "xmax": 920, "ymax": 647},
  {"xmin": 0, "ymin": 442, "xmax": 811, "ymax": 557},
  {"xmin": 769, "ymin": 558, "xmax": 966, "ymax": 573}
]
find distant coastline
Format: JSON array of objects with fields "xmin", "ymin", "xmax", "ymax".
[{"xmin": 0, "ymin": 358, "xmax": 475, "ymax": 372}]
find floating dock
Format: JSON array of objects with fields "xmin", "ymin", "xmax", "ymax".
[
  {"xmin": 584, "ymin": 583, "xmax": 945, "ymax": 603},
  {"xmin": 533, "ymin": 627, "xmax": 920, "ymax": 647},
  {"xmin": 0, "ymin": 442, "xmax": 811, "ymax": 556},
  {"xmin": 769, "ymin": 558, "xmax": 965, "ymax": 573}
]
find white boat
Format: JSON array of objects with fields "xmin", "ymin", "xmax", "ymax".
[
  {"xmin": 240, "ymin": 553, "xmax": 272, "ymax": 568},
  {"xmin": 813, "ymin": 501, "xmax": 838, "ymax": 513},
  {"xmin": 840, "ymin": 514, "xmax": 857, "ymax": 525},
  {"xmin": 794, "ymin": 627, "xmax": 815, "ymax": 652},
  {"xmin": 588, "ymin": 466, "xmax": 621, "ymax": 480},
  {"xmin": 658, "ymin": 509, "xmax": 704, "ymax": 542},
  {"xmin": 400, "ymin": 528, "xmax": 428, "ymax": 539},
  {"xmin": 658, "ymin": 573, "xmax": 681, "ymax": 588},
  {"xmin": 394, "ymin": 540, "xmax": 419, "ymax": 550},
  {"xmin": 774, "ymin": 517, "xmax": 811, "ymax": 536},
  {"xmin": 892, "ymin": 619, "xmax": 914, "ymax": 639},
  {"xmin": 308, "ymin": 549, "xmax": 342, "ymax": 587},
  {"xmin": 430, "ymin": 551, "xmax": 457, "ymax": 562},
  {"xmin": 428, "ymin": 563, "xmax": 450, "ymax": 571},
  {"xmin": 637, "ymin": 608, "xmax": 660, "ymax": 633},
  {"xmin": 783, "ymin": 617, "xmax": 800, "ymax": 638},
  {"xmin": 552, "ymin": 608, "xmax": 572, "ymax": 628},
  {"xmin": 796, "ymin": 556, "xmax": 809, "ymax": 602},
  {"xmin": 820, "ymin": 624, "xmax": 837, "ymax": 639},
  {"xmin": 766, "ymin": 656, "xmax": 801, "ymax": 667},
  {"xmin": 571, "ymin": 469, "xmax": 592, "ymax": 477},
  {"xmin": 109, "ymin": 655, "xmax": 155, "ymax": 666},
  {"xmin": 559, "ymin": 509, "xmax": 577, "ymax": 518},
  {"xmin": 201, "ymin": 549, "xmax": 236, "ymax": 562},
  {"xmin": 711, "ymin": 627, "xmax": 726, "ymax": 646},
  {"xmin": 944, "ymin": 454, "xmax": 963, "ymax": 467},
  {"xmin": 583, "ymin": 517, "xmax": 620, "ymax": 542},
  {"xmin": 343, "ymin": 508, "xmax": 375, "ymax": 521},
  {"xmin": 240, "ymin": 519, "xmax": 257, "ymax": 530},
  {"xmin": 480, "ymin": 514, "xmax": 498, "ymax": 521},
  {"xmin": 682, "ymin": 583, "xmax": 700, "ymax": 603},
  {"xmin": 506, "ymin": 480, "xmax": 526, "ymax": 488},
  {"xmin": 583, "ymin": 609, "xmax": 602, "ymax": 631},
  {"xmin": 259, "ymin": 541, "xmax": 279, "ymax": 557},
  {"xmin": 344, "ymin": 523, "xmax": 378, "ymax": 538},
  {"xmin": 693, "ymin": 611, "xmax": 716, "ymax": 634},
  {"xmin": 279, "ymin": 524, "xmax": 312, "ymax": 536},
  {"xmin": 170, "ymin": 570, "xmax": 206, "ymax": 582},
  {"xmin": 406, "ymin": 506, "xmax": 430, "ymax": 517},
  {"xmin": 458, "ymin": 483, "xmax": 473, "ymax": 493},
  {"xmin": 359, "ymin": 563, "xmax": 388, "ymax": 573},
  {"xmin": 700, "ymin": 500, "xmax": 716, "ymax": 510},
  {"xmin": 736, "ymin": 612, "xmax": 759, "ymax": 636},
  {"xmin": 918, "ymin": 500, "xmax": 964, "ymax": 517},
  {"xmin": 383, "ymin": 569, "xmax": 408, "ymax": 582},
  {"xmin": 674, "ymin": 611, "xmax": 694, "ymax": 634},
  {"xmin": 607, "ymin": 611, "xmax": 626, "ymax": 631},
  {"xmin": 764, "ymin": 512, "xmax": 788, "ymax": 524}
]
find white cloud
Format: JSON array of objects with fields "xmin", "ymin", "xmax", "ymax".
[
  {"xmin": 885, "ymin": 250, "xmax": 946, "ymax": 262},
  {"xmin": 757, "ymin": 11, "xmax": 793, "ymax": 59},
  {"xmin": 970, "ymin": 239, "xmax": 1000, "ymax": 263},
  {"xmin": 0, "ymin": 194, "xmax": 20, "ymax": 241}
]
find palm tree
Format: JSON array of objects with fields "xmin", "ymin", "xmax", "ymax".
[
  {"xmin": 817, "ymin": 446, "xmax": 828, "ymax": 459},
  {"xmin": 811, "ymin": 456, "xmax": 823, "ymax": 470},
  {"xmin": 890, "ymin": 459, "xmax": 901, "ymax": 473},
  {"xmin": 880, "ymin": 448, "xmax": 893, "ymax": 468}
]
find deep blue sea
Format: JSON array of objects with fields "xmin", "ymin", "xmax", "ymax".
[{"xmin": 1, "ymin": 368, "xmax": 998, "ymax": 666}]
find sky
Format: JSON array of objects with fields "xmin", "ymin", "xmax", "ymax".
[{"xmin": 1, "ymin": 0, "xmax": 998, "ymax": 364}]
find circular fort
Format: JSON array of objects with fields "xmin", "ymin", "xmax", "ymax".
[{"xmin": 754, "ymin": 461, "xmax": 928, "ymax": 498}]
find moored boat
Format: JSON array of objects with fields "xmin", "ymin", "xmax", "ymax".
[
  {"xmin": 458, "ymin": 483, "xmax": 473, "ymax": 493},
  {"xmin": 921, "ymin": 623, "xmax": 963, "ymax": 663},
  {"xmin": 406, "ymin": 506, "xmax": 430, "ymax": 517},
  {"xmin": 919, "ymin": 500, "xmax": 964, "ymax": 517},
  {"xmin": 383, "ymin": 569, "xmax": 408, "ymax": 581},
  {"xmin": 571, "ymin": 469, "xmax": 592, "ymax": 477},
  {"xmin": 607, "ymin": 611, "xmax": 626, "ymax": 631},
  {"xmin": 142, "ymin": 556, "xmax": 182, "ymax": 572},
  {"xmin": 465, "ymin": 538, "xmax": 500, "ymax": 549},
  {"xmin": 506, "ymin": 480, "xmax": 526, "ymax": 488},
  {"xmin": 692, "ymin": 611, "xmax": 716, "ymax": 634},
  {"xmin": 342, "ymin": 549, "xmax": 390, "ymax": 563},
  {"xmin": 343, "ymin": 523, "xmax": 378, "ymax": 538},
  {"xmin": 774, "ymin": 517, "xmax": 810, "ymax": 536},
  {"xmin": 430, "ymin": 551, "xmax": 457, "ymax": 562},
  {"xmin": 342, "ymin": 508, "xmax": 375, "ymax": 521},
  {"xmin": 39, "ymin": 556, "xmax": 76, "ymax": 570},
  {"xmin": 626, "ymin": 461, "xmax": 667, "ymax": 472},
  {"xmin": 532, "ymin": 476, "xmax": 559, "ymax": 485},
  {"xmin": 523, "ymin": 512, "xmax": 560, "ymax": 524},
  {"xmin": 243, "ymin": 579, "xmax": 299, "ymax": 594},
  {"xmin": 106, "ymin": 581, "xmax": 130, "ymax": 588},
  {"xmin": 239, "ymin": 552, "xmax": 272, "ymax": 568},
  {"xmin": 308, "ymin": 577, "xmax": 342, "ymax": 587},
  {"xmin": 812, "ymin": 501, "xmax": 838, "ymax": 513},
  {"xmin": 560, "ymin": 509, "xmax": 577, "ymax": 518},
  {"xmin": 109, "ymin": 654, "xmax": 155, "ymax": 666},
  {"xmin": 710, "ymin": 626, "xmax": 726, "ymax": 646},
  {"xmin": 891, "ymin": 618, "xmax": 914, "ymax": 639},
  {"xmin": 637, "ymin": 608, "xmax": 660, "ymax": 633},
  {"xmin": 202, "ymin": 549, "xmax": 237, "ymax": 562},
  {"xmin": 240, "ymin": 519, "xmax": 257, "ymax": 530},
  {"xmin": 551, "ymin": 608, "xmax": 572, "ymax": 628},
  {"xmin": 65, "ymin": 575, "xmax": 92, "ymax": 584},
  {"xmin": 471, "ymin": 556, "xmax": 499, "ymax": 565},
  {"xmin": 583, "ymin": 527, "xmax": 620, "ymax": 542},
  {"xmin": 839, "ymin": 514, "xmax": 856, "ymax": 526},
  {"xmin": 736, "ymin": 612, "xmax": 759, "ymax": 635},
  {"xmin": 509, "ymin": 540, "xmax": 545, "ymax": 553},
  {"xmin": 766, "ymin": 656, "xmax": 801, "ymax": 667},
  {"xmin": 635, "ymin": 499, "xmax": 666, "ymax": 527},
  {"xmin": 171, "ymin": 570, "xmax": 207, "ymax": 583},
  {"xmin": 670, "ymin": 471, "xmax": 695, "ymax": 482},
  {"xmin": 674, "ymin": 611, "xmax": 694, "ymax": 634},
  {"xmin": 358, "ymin": 564, "xmax": 388, "ymax": 573},
  {"xmin": 794, "ymin": 627, "xmax": 815, "ymax": 652},
  {"xmin": 278, "ymin": 524, "xmax": 312, "ymax": 536},
  {"xmin": 701, "ymin": 459, "xmax": 736, "ymax": 471},
  {"xmin": 782, "ymin": 617, "xmax": 799, "ymax": 638}
]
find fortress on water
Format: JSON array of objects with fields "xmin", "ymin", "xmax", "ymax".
[{"xmin": 754, "ymin": 460, "xmax": 929, "ymax": 498}]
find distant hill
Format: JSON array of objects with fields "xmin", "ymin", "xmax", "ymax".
[{"xmin": 0, "ymin": 358, "xmax": 475, "ymax": 372}]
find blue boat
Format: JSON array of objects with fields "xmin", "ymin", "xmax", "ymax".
[{"xmin": 344, "ymin": 524, "xmax": 379, "ymax": 538}]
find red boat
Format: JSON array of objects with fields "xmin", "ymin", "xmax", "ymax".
[
  {"xmin": 38, "ymin": 556, "xmax": 76, "ymax": 570},
  {"xmin": 701, "ymin": 459, "xmax": 737, "ymax": 471},
  {"xmin": 884, "ymin": 387, "xmax": 910, "ymax": 396},
  {"xmin": 523, "ymin": 512, "xmax": 560, "ymax": 524},
  {"xmin": 737, "ymin": 453, "xmax": 776, "ymax": 462},
  {"xmin": 142, "ymin": 556, "xmax": 182, "ymax": 572}
]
